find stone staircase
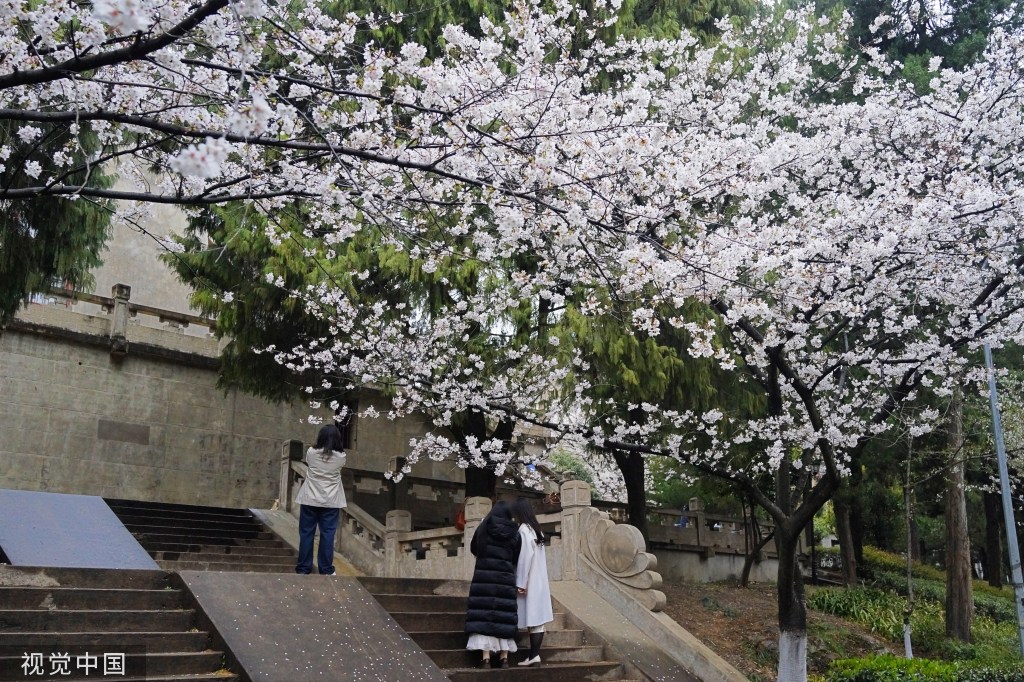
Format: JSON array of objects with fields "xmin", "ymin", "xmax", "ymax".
[
  {"xmin": 106, "ymin": 498, "xmax": 297, "ymax": 573},
  {"xmin": 358, "ymin": 577, "xmax": 643, "ymax": 682},
  {"xmin": 0, "ymin": 568, "xmax": 237, "ymax": 682}
]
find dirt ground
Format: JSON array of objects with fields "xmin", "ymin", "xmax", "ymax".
[{"xmin": 660, "ymin": 580, "xmax": 899, "ymax": 681}]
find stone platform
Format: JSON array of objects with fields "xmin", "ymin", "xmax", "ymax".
[
  {"xmin": 0, "ymin": 489, "xmax": 157, "ymax": 569},
  {"xmin": 180, "ymin": 571, "xmax": 448, "ymax": 682}
]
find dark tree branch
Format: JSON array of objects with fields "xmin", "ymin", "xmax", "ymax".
[{"xmin": 0, "ymin": 0, "xmax": 230, "ymax": 91}]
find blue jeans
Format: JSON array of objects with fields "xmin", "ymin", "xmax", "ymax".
[{"xmin": 296, "ymin": 505, "xmax": 340, "ymax": 575}]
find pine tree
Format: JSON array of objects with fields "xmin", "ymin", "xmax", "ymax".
[
  {"xmin": 167, "ymin": 0, "xmax": 755, "ymax": 499},
  {"xmin": 0, "ymin": 122, "xmax": 114, "ymax": 324}
]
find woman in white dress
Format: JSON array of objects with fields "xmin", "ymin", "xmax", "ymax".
[{"xmin": 513, "ymin": 498, "xmax": 554, "ymax": 666}]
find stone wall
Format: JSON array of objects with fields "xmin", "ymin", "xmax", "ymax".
[
  {"xmin": 652, "ymin": 549, "xmax": 779, "ymax": 584},
  {"xmin": 0, "ymin": 300, "xmax": 456, "ymax": 507}
]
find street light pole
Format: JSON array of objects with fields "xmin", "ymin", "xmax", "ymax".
[{"xmin": 982, "ymin": 340, "xmax": 1024, "ymax": 657}]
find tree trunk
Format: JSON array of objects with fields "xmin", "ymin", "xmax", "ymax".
[
  {"xmin": 741, "ymin": 526, "xmax": 775, "ymax": 587},
  {"xmin": 908, "ymin": 497, "xmax": 922, "ymax": 563},
  {"xmin": 848, "ymin": 455, "xmax": 866, "ymax": 571},
  {"xmin": 459, "ymin": 412, "xmax": 515, "ymax": 499},
  {"xmin": 465, "ymin": 466, "xmax": 497, "ymax": 499},
  {"xmin": 983, "ymin": 490, "xmax": 1004, "ymax": 588},
  {"xmin": 776, "ymin": 526, "xmax": 808, "ymax": 682},
  {"xmin": 944, "ymin": 387, "xmax": 973, "ymax": 641},
  {"xmin": 612, "ymin": 450, "xmax": 649, "ymax": 543},
  {"xmin": 834, "ymin": 488, "xmax": 858, "ymax": 586}
]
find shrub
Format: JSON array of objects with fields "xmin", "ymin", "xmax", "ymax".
[
  {"xmin": 861, "ymin": 546, "xmax": 945, "ymax": 583},
  {"xmin": 957, "ymin": 664, "xmax": 1024, "ymax": 682},
  {"xmin": 825, "ymin": 656, "xmax": 956, "ymax": 681},
  {"xmin": 825, "ymin": 656, "xmax": 1024, "ymax": 682}
]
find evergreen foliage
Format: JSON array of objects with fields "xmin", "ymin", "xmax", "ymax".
[
  {"xmin": 0, "ymin": 122, "xmax": 114, "ymax": 324},
  {"xmin": 167, "ymin": 0, "xmax": 756, "ymax": 462}
]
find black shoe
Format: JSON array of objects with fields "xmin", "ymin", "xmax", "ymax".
[
  {"xmin": 498, "ymin": 658, "xmax": 510, "ymax": 668},
  {"xmin": 478, "ymin": 659, "xmax": 491, "ymax": 669}
]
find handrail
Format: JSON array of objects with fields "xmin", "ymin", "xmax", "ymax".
[
  {"xmin": 346, "ymin": 500, "xmax": 386, "ymax": 538},
  {"xmin": 346, "ymin": 466, "xmax": 547, "ymax": 501},
  {"xmin": 397, "ymin": 526, "xmax": 463, "ymax": 542}
]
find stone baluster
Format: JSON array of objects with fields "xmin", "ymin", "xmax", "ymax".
[
  {"xmin": 689, "ymin": 496, "xmax": 705, "ymax": 548},
  {"xmin": 110, "ymin": 283, "xmax": 131, "ymax": 357},
  {"xmin": 558, "ymin": 480, "xmax": 591, "ymax": 580},
  {"xmin": 388, "ymin": 456, "xmax": 409, "ymax": 511},
  {"xmin": 561, "ymin": 479, "xmax": 665, "ymax": 611},
  {"xmin": 385, "ymin": 510, "xmax": 411, "ymax": 578},
  {"xmin": 279, "ymin": 440, "xmax": 302, "ymax": 514},
  {"xmin": 462, "ymin": 496, "xmax": 492, "ymax": 579}
]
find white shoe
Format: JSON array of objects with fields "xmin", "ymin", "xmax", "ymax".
[{"xmin": 517, "ymin": 655, "xmax": 541, "ymax": 667}]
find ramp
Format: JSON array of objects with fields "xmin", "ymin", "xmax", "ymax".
[
  {"xmin": 181, "ymin": 571, "xmax": 449, "ymax": 682},
  {"xmin": 0, "ymin": 489, "xmax": 157, "ymax": 569}
]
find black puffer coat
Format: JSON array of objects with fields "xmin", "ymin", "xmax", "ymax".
[{"xmin": 464, "ymin": 512, "xmax": 522, "ymax": 639}]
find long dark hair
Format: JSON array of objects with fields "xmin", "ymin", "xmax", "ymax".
[
  {"xmin": 513, "ymin": 498, "xmax": 544, "ymax": 543},
  {"xmin": 314, "ymin": 424, "xmax": 344, "ymax": 453}
]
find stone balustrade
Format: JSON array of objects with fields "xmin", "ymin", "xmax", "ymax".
[
  {"xmin": 39, "ymin": 284, "xmax": 216, "ymax": 350},
  {"xmin": 281, "ymin": 451, "xmax": 667, "ymax": 609},
  {"xmin": 279, "ymin": 440, "xmax": 802, "ymax": 586}
]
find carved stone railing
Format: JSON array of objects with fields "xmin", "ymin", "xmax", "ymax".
[
  {"xmin": 596, "ymin": 497, "xmax": 805, "ymax": 559},
  {"xmin": 43, "ymin": 284, "xmax": 215, "ymax": 330},
  {"xmin": 14, "ymin": 284, "xmax": 218, "ymax": 362},
  {"xmin": 559, "ymin": 481, "xmax": 666, "ymax": 611}
]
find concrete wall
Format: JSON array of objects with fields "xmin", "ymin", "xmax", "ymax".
[
  {"xmin": 652, "ymin": 549, "xmax": 779, "ymax": 584},
  {"xmin": 0, "ymin": 303, "xmax": 453, "ymax": 507},
  {"xmin": 350, "ymin": 392, "xmax": 464, "ymax": 482}
]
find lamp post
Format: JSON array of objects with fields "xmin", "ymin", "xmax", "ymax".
[{"xmin": 982, "ymin": 339, "xmax": 1024, "ymax": 656}]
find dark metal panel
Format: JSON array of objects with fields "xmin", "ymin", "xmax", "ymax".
[
  {"xmin": 0, "ymin": 489, "xmax": 158, "ymax": 569},
  {"xmin": 180, "ymin": 572, "xmax": 450, "ymax": 682}
]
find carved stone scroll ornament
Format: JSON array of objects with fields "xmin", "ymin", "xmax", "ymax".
[{"xmin": 579, "ymin": 507, "xmax": 666, "ymax": 611}]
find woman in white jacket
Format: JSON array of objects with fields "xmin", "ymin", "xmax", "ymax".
[
  {"xmin": 513, "ymin": 498, "xmax": 553, "ymax": 666},
  {"xmin": 294, "ymin": 424, "xmax": 347, "ymax": 575}
]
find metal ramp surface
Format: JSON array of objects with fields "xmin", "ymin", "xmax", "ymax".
[
  {"xmin": 181, "ymin": 571, "xmax": 449, "ymax": 682},
  {"xmin": 0, "ymin": 489, "xmax": 157, "ymax": 569}
]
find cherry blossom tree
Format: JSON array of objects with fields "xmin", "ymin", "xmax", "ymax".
[{"xmin": 5, "ymin": 1, "xmax": 1024, "ymax": 679}]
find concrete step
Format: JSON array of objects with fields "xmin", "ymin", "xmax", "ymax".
[
  {"xmin": 154, "ymin": 560, "xmax": 293, "ymax": 573},
  {"xmin": 0, "ymin": 631, "xmax": 210, "ymax": 653},
  {"xmin": 446, "ymin": 661, "xmax": 625, "ymax": 681},
  {"xmin": 0, "ymin": 568, "xmax": 175, "ymax": 591},
  {"xmin": 0, "ymin": 609, "xmax": 194, "ymax": 632},
  {"xmin": 149, "ymin": 551, "xmax": 295, "ymax": 566},
  {"xmin": 0, "ymin": 587, "xmax": 184, "ymax": 611},
  {"xmin": 428, "ymin": 646, "xmax": 605, "ymax": 668},
  {"xmin": 143, "ymin": 542, "xmax": 296, "ymax": 557},
  {"xmin": 105, "ymin": 498, "xmax": 252, "ymax": 518},
  {"xmin": 133, "ymin": 533, "xmax": 286, "ymax": 549},
  {"xmin": 390, "ymin": 611, "xmax": 566, "ymax": 632},
  {"xmin": 115, "ymin": 514, "xmax": 264, "ymax": 531},
  {"xmin": 409, "ymin": 629, "xmax": 586, "ymax": 650},
  {"xmin": 372, "ymin": 594, "xmax": 467, "ymax": 612},
  {"xmin": 357, "ymin": 576, "xmax": 470, "ymax": 596},
  {"xmin": 126, "ymin": 525, "xmax": 275, "ymax": 541},
  {"xmin": 106, "ymin": 505, "xmax": 256, "ymax": 524}
]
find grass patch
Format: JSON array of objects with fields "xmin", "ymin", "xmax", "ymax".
[
  {"xmin": 823, "ymin": 655, "xmax": 1024, "ymax": 682},
  {"xmin": 700, "ymin": 595, "xmax": 739, "ymax": 618},
  {"xmin": 807, "ymin": 584, "xmax": 1019, "ymax": 665}
]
